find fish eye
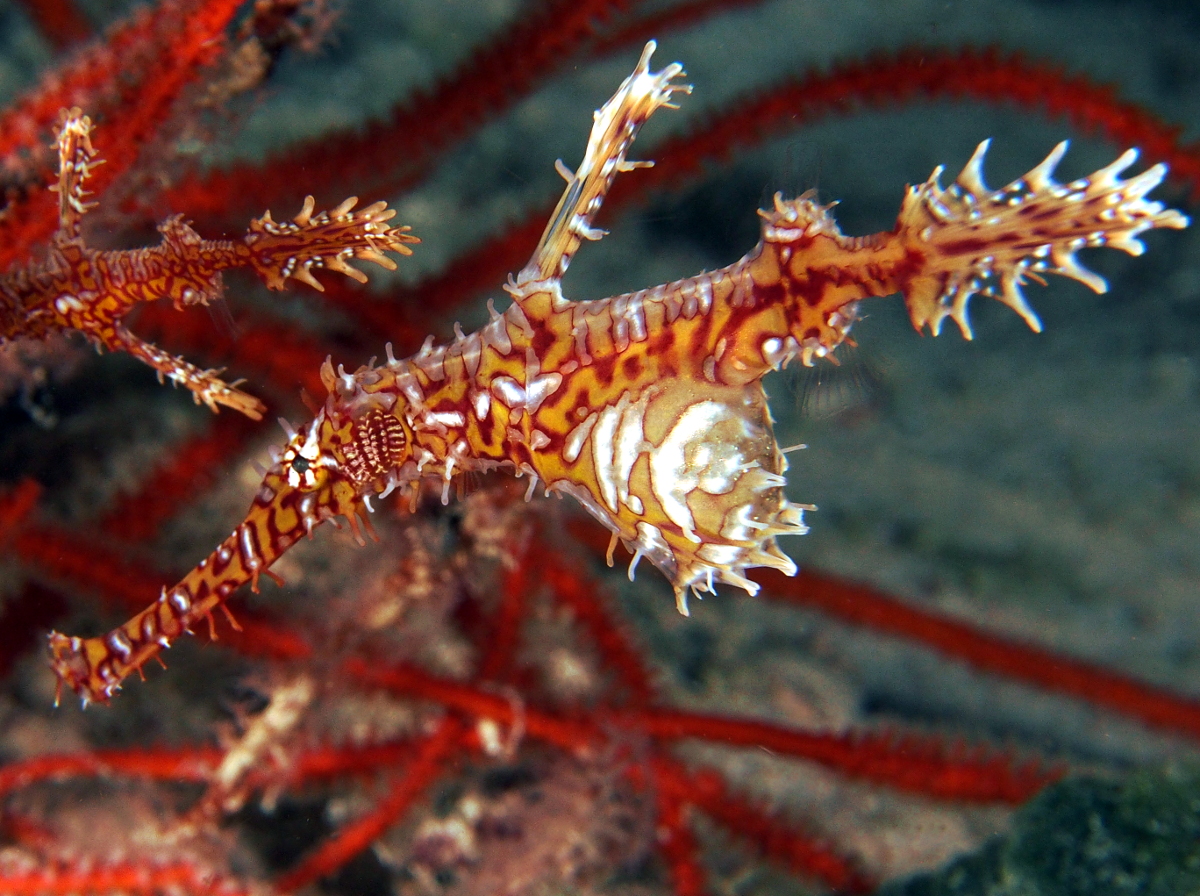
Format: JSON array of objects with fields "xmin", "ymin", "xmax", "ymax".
[{"xmin": 291, "ymin": 456, "xmax": 310, "ymax": 473}]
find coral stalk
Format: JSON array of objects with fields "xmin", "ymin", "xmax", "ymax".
[{"xmin": 758, "ymin": 569, "xmax": 1200, "ymax": 741}]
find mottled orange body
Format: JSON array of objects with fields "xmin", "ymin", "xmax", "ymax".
[
  {"xmin": 1, "ymin": 110, "xmax": 417, "ymax": 418},
  {"xmin": 50, "ymin": 44, "xmax": 1187, "ymax": 704}
]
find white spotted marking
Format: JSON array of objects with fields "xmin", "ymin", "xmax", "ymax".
[
  {"xmin": 54, "ymin": 295, "xmax": 86, "ymax": 314},
  {"xmin": 492, "ymin": 377, "xmax": 526, "ymax": 410},
  {"xmin": 524, "ymin": 372, "xmax": 562, "ymax": 414},
  {"xmin": 428, "ymin": 410, "xmax": 465, "ymax": 428},
  {"xmin": 591, "ymin": 396, "xmax": 625, "ymax": 513},
  {"xmin": 106, "ymin": 630, "xmax": 133, "ymax": 660},
  {"xmin": 613, "ymin": 394, "xmax": 648, "ymax": 508},
  {"xmin": 472, "ymin": 390, "xmax": 492, "ymax": 421},
  {"xmin": 490, "ymin": 373, "xmax": 563, "ymax": 414},
  {"xmin": 563, "ymin": 412, "xmax": 597, "ymax": 464},
  {"xmin": 168, "ymin": 588, "xmax": 191, "ymax": 615},
  {"xmin": 238, "ymin": 523, "xmax": 261, "ymax": 570}
]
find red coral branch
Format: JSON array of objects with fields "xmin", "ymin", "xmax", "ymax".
[
  {"xmin": 647, "ymin": 773, "xmax": 707, "ymax": 896},
  {"xmin": 627, "ymin": 708, "xmax": 1056, "ymax": 802},
  {"xmin": 543, "ymin": 554, "xmax": 657, "ymax": 705},
  {"xmin": 0, "ymin": 479, "xmax": 41, "ymax": 543},
  {"xmin": 275, "ymin": 719, "xmax": 465, "ymax": 892},
  {"xmin": 99, "ymin": 414, "xmax": 260, "ymax": 542},
  {"xmin": 0, "ymin": 3, "xmax": 181, "ymax": 162},
  {"xmin": 590, "ymin": 0, "xmax": 771, "ymax": 57},
  {"xmin": 755, "ymin": 568, "xmax": 1200, "ymax": 742},
  {"xmin": 167, "ymin": 0, "xmax": 635, "ymax": 226},
  {"xmin": 0, "ymin": 738, "xmax": 425, "ymax": 801},
  {"xmin": 0, "ymin": 860, "xmax": 254, "ymax": 896},
  {"xmin": 12, "ymin": 0, "xmax": 91, "ymax": 50},
  {"xmin": 0, "ymin": 746, "xmax": 219, "ymax": 797},
  {"xmin": 652, "ymin": 756, "xmax": 874, "ymax": 894}
]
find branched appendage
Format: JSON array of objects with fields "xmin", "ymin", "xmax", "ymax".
[
  {"xmin": 734, "ymin": 142, "xmax": 1189, "ymax": 374},
  {"xmin": 48, "ymin": 43, "xmax": 1189, "ymax": 704},
  {"xmin": 0, "ymin": 109, "xmax": 417, "ymax": 419},
  {"xmin": 517, "ymin": 40, "xmax": 691, "ymax": 285},
  {"xmin": 245, "ymin": 194, "xmax": 417, "ymax": 291},
  {"xmin": 892, "ymin": 139, "xmax": 1190, "ymax": 336}
]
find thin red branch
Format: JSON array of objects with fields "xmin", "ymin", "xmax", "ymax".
[
  {"xmin": 0, "ymin": 860, "xmax": 254, "ymax": 896},
  {"xmin": 167, "ymin": 0, "xmax": 634, "ymax": 227},
  {"xmin": 754, "ymin": 567, "xmax": 1200, "ymax": 743},
  {"xmin": 0, "ymin": 738, "xmax": 421, "ymax": 801},
  {"xmin": 0, "ymin": 746, "xmax": 217, "ymax": 797},
  {"xmin": 0, "ymin": 479, "xmax": 41, "ymax": 543},
  {"xmin": 274, "ymin": 739, "xmax": 421, "ymax": 788},
  {"xmin": 589, "ymin": 0, "xmax": 770, "ymax": 57},
  {"xmin": 648, "ymin": 768, "xmax": 707, "ymax": 896},
  {"xmin": 13, "ymin": 0, "xmax": 91, "ymax": 50},
  {"xmin": 478, "ymin": 547, "xmax": 534, "ymax": 680},
  {"xmin": 8, "ymin": 507, "xmax": 1063, "ymax": 806},
  {"xmin": 542, "ymin": 555, "xmax": 658, "ymax": 706},
  {"xmin": 691, "ymin": 773, "xmax": 873, "ymax": 894},
  {"xmin": 0, "ymin": 3, "xmax": 173, "ymax": 161},
  {"xmin": 343, "ymin": 654, "xmax": 1056, "ymax": 801},
  {"xmin": 627, "ymin": 708, "xmax": 1056, "ymax": 803},
  {"xmin": 652, "ymin": 755, "xmax": 875, "ymax": 894},
  {"xmin": 15, "ymin": 521, "xmax": 170, "ymax": 615},
  {"xmin": 573, "ymin": 516, "xmax": 1200, "ymax": 745},
  {"xmin": 99, "ymin": 414, "xmax": 260, "ymax": 542},
  {"xmin": 274, "ymin": 718, "xmax": 464, "ymax": 892}
]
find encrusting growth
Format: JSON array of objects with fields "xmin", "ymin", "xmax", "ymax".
[
  {"xmin": 0, "ymin": 108, "xmax": 418, "ymax": 419},
  {"xmin": 48, "ymin": 42, "xmax": 1188, "ymax": 705}
]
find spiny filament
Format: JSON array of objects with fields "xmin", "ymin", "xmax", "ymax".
[{"xmin": 1, "ymin": 109, "xmax": 417, "ymax": 419}]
